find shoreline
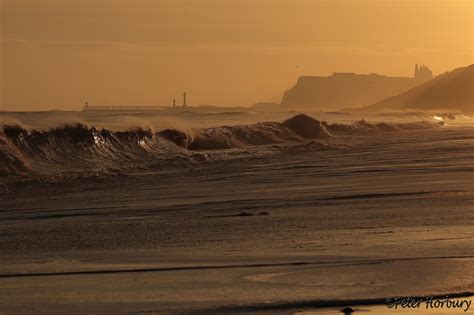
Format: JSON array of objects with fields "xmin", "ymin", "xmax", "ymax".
[{"xmin": 188, "ymin": 294, "xmax": 474, "ymax": 314}]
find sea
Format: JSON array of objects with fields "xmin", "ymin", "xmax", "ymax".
[{"xmin": 0, "ymin": 109, "xmax": 473, "ymax": 314}]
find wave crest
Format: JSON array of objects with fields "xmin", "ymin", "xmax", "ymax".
[
  {"xmin": 159, "ymin": 114, "xmax": 332, "ymax": 150},
  {"xmin": 0, "ymin": 114, "xmax": 442, "ymax": 178}
]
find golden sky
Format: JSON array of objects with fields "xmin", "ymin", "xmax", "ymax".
[{"xmin": 1, "ymin": 0, "xmax": 473, "ymax": 111}]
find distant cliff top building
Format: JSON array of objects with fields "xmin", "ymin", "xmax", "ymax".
[
  {"xmin": 414, "ymin": 64, "xmax": 433, "ymax": 82},
  {"xmin": 281, "ymin": 64, "xmax": 434, "ymax": 110}
]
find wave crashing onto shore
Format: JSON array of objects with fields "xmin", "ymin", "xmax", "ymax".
[{"xmin": 0, "ymin": 114, "xmax": 441, "ymax": 178}]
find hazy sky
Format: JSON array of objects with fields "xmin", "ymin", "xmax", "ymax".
[{"xmin": 1, "ymin": 0, "xmax": 473, "ymax": 111}]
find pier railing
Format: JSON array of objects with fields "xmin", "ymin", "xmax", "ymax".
[{"xmin": 83, "ymin": 105, "xmax": 165, "ymax": 111}]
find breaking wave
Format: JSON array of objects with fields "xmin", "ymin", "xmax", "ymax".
[
  {"xmin": 0, "ymin": 114, "xmax": 442, "ymax": 178},
  {"xmin": 0, "ymin": 131, "xmax": 30, "ymax": 177},
  {"xmin": 159, "ymin": 114, "xmax": 331, "ymax": 150}
]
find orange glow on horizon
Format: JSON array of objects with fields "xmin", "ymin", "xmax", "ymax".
[{"xmin": 1, "ymin": 0, "xmax": 473, "ymax": 111}]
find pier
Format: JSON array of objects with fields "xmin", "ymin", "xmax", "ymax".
[
  {"xmin": 83, "ymin": 92, "xmax": 188, "ymax": 111},
  {"xmin": 83, "ymin": 104, "xmax": 165, "ymax": 111}
]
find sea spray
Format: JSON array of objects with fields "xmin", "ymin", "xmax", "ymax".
[{"xmin": 0, "ymin": 114, "xmax": 442, "ymax": 178}]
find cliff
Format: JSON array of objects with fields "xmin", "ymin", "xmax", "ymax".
[
  {"xmin": 368, "ymin": 65, "xmax": 474, "ymax": 114},
  {"xmin": 281, "ymin": 72, "xmax": 428, "ymax": 110}
]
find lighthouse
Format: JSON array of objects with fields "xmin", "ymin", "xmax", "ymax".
[{"xmin": 183, "ymin": 92, "xmax": 187, "ymax": 107}]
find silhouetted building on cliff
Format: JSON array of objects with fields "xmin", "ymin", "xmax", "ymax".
[
  {"xmin": 370, "ymin": 64, "xmax": 473, "ymax": 114},
  {"xmin": 414, "ymin": 64, "xmax": 433, "ymax": 83},
  {"xmin": 281, "ymin": 65, "xmax": 434, "ymax": 110}
]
